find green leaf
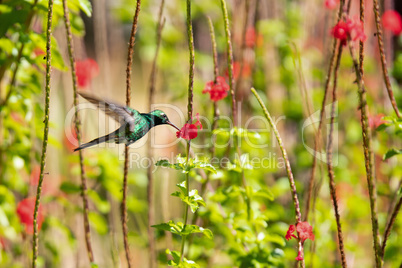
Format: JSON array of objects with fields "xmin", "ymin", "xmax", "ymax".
[
  {"xmin": 90, "ymin": 263, "xmax": 99, "ymax": 268},
  {"xmin": 88, "ymin": 212, "xmax": 108, "ymax": 235},
  {"xmin": 383, "ymin": 148, "xmax": 402, "ymax": 160},
  {"xmin": 181, "ymin": 225, "xmax": 213, "ymax": 239},
  {"xmin": 151, "ymin": 220, "xmax": 183, "ymax": 236},
  {"xmin": 152, "ymin": 221, "xmax": 212, "ymax": 239},
  {"xmin": 59, "ymin": 182, "xmax": 81, "ymax": 194},
  {"xmin": 87, "ymin": 190, "xmax": 111, "ymax": 213},
  {"xmin": 166, "ymin": 249, "xmax": 200, "ymax": 267},
  {"xmin": 253, "ymin": 188, "xmax": 274, "ymax": 201},
  {"xmin": 77, "ymin": 0, "xmax": 92, "ymax": 16},
  {"xmin": 156, "ymin": 156, "xmax": 216, "ymax": 174},
  {"xmin": 171, "ymin": 182, "xmax": 205, "ymax": 212}
]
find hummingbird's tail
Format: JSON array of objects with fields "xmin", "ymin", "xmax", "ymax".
[{"xmin": 73, "ymin": 132, "xmax": 116, "ymax": 151}]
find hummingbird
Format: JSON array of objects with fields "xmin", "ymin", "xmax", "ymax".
[{"xmin": 73, "ymin": 92, "xmax": 180, "ymax": 151}]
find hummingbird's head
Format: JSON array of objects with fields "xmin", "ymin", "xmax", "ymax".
[{"xmin": 149, "ymin": 110, "xmax": 180, "ymax": 131}]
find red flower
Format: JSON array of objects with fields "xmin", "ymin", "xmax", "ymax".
[
  {"xmin": 176, "ymin": 113, "xmax": 203, "ymax": 140},
  {"xmin": 285, "ymin": 225, "xmax": 297, "ymax": 240},
  {"xmin": 75, "ymin": 59, "xmax": 99, "ymax": 88},
  {"xmin": 331, "ymin": 17, "xmax": 366, "ymax": 45},
  {"xmin": 16, "ymin": 197, "xmax": 44, "ymax": 234},
  {"xmin": 295, "ymin": 250, "xmax": 304, "ymax": 261},
  {"xmin": 324, "ymin": 0, "xmax": 339, "ymax": 10},
  {"xmin": 382, "ymin": 10, "xmax": 402, "ymax": 35},
  {"xmin": 296, "ymin": 221, "xmax": 315, "ymax": 243},
  {"xmin": 245, "ymin": 27, "xmax": 256, "ymax": 47},
  {"xmin": 369, "ymin": 114, "xmax": 387, "ymax": 130},
  {"xmin": 202, "ymin": 76, "xmax": 230, "ymax": 101},
  {"xmin": 285, "ymin": 222, "xmax": 315, "ymax": 243}
]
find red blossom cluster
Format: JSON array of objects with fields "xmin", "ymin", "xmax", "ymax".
[
  {"xmin": 331, "ymin": 17, "xmax": 366, "ymax": 45},
  {"xmin": 202, "ymin": 76, "xmax": 230, "ymax": 102},
  {"xmin": 75, "ymin": 58, "xmax": 99, "ymax": 88},
  {"xmin": 176, "ymin": 113, "xmax": 203, "ymax": 140},
  {"xmin": 285, "ymin": 222, "xmax": 315, "ymax": 261},
  {"xmin": 16, "ymin": 197, "xmax": 44, "ymax": 234},
  {"xmin": 382, "ymin": 10, "xmax": 402, "ymax": 36}
]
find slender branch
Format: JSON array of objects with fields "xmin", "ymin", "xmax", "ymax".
[
  {"xmin": 326, "ymin": 42, "xmax": 348, "ymax": 268},
  {"xmin": 32, "ymin": 0, "xmax": 53, "ymax": 267},
  {"xmin": 220, "ymin": 0, "xmax": 237, "ymax": 127},
  {"xmin": 234, "ymin": 0, "xmax": 250, "ymax": 94},
  {"xmin": 180, "ymin": 0, "xmax": 195, "ymax": 262},
  {"xmin": 122, "ymin": 1, "xmax": 141, "ymax": 267},
  {"xmin": 381, "ymin": 195, "xmax": 401, "ymax": 259},
  {"xmin": 251, "ymin": 87, "xmax": 304, "ymax": 266},
  {"xmin": 372, "ymin": 0, "xmax": 400, "ymax": 118},
  {"xmin": 207, "ymin": 17, "xmax": 219, "ymax": 84},
  {"xmin": 147, "ymin": 1, "xmax": 165, "ymax": 266},
  {"xmin": 347, "ymin": 40, "xmax": 382, "ymax": 268},
  {"xmin": 62, "ymin": 0, "xmax": 94, "ymax": 263},
  {"xmin": 186, "ymin": 0, "xmax": 194, "ymax": 121},
  {"xmin": 190, "ymin": 16, "xmax": 220, "ymax": 229},
  {"xmin": 304, "ymin": 0, "xmax": 344, "ymax": 221}
]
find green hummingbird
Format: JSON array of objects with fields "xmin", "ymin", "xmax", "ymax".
[{"xmin": 74, "ymin": 92, "xmax": 180, "ymax": 151}]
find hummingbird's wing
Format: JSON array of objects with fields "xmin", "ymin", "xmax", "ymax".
[{"xmin": 78, "ymin": 92, "xmax": 144, "ymax": 132}]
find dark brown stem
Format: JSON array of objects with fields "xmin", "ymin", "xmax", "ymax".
[
  {"xmin": 251, "ymin": 88, "xmax": 304, "ymax": 266},
  {"xmin": 62, "ymin": 0, "xmax": 94, "ymax": 263},
  {"xmin": 326, "ymin": 42, "xmax": 348, "ymax": 268},
  {"xmin": 381, "ymin": 195, "xmax": 401, "ymax": 259},
  {"xmin": 372, "ymin": 0, "xmax": 400, "ymax": 118},
  {"xmin": 32, "ymin": 0, "xmax": 53, "ymax": 267},
  {"xmin": 347, "ymin": 40, "xmax": 382, "ymax": 268},
  {"xmin": 304, "ymin": 0, "xmax": 344, "ymax": 221},
  {"xmin": 146, "ymin": 1, "xmax": 165, "ymax": 267},
  {"xmin": 122, "ymin": 1, "xmax": 141, "ymax": 267}
]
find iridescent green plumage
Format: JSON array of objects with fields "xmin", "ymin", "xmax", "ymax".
[{"xmin": 74, "ymin": 93, "xmax": 179, "ymax": 151}]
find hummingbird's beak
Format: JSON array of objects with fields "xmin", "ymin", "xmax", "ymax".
[{"xmin": 167, "ymin": 121, "xmax": 180, "ymax": 131}]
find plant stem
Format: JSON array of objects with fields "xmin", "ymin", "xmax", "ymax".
[
  {"xmin": 122, "ymin": 1, "xmax": 141, "ymax": 267},
  {"xmin": 251, "ymin": 87, "xmax": 304, "ymax": 266},
  {"xmin": 32, "ymin": 0, "xmax": 53, "ymax": 267},
  {"xmin": 180, "ymin": 144, "xmax": 191, "ymax": 262},
  {"xmin": 304, "ymin": 0, "xmax": 344, "ymax": 221},
  {"xmin": 220, "ymin": 0, "xmax": 237, "ymax": 127},
  {"xmin": 326, "ymin": 42, "xmax": 348, "ymax": 268},
  {"xmin": 347, "ymin": 40, "xmax": 382, "ymax": 268},
  {"xmin": 180, "ymin": 0, "xmax": 195, "ymax": 262},
  {"xmin": 147, "ymin": 1, "xmax": 165, "ymax": 266},
  {"xmin": 372, "ymin": 0, "xmax": 400, "ymax": 118},
  {"xmin": 62, "ymin": 0, "xmax": 94, "ymax": 263},
  {"xmin": 381, "ymin": 195, "xmax": 401, "ymax": 259}
]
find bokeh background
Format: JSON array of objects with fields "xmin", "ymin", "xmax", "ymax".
[{"xmin": 0, "ymin": 0, "xmax": 401, "ymax": 267}]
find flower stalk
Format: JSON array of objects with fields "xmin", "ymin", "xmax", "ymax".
[
  {"xmin": 251, "ymin": 87, "xmax": 304, "ymax": 266},
  {"xmin": 122, "ymin": 1, "xmax": 141, "ymax": 267},
  {"xmin": 180, "ymin": 0, "xmax": 195, "ymax": 262},
  {"xmin": 147, "ymin": 0, "xmax": 165, "ymax": 266},
  {"xmin": 32, "ymin": 0, "xmax": 54, "ymax": 267},
  {"xmin": 62, "ymin": 0, "xmax": 94, "ymax": 263}
]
